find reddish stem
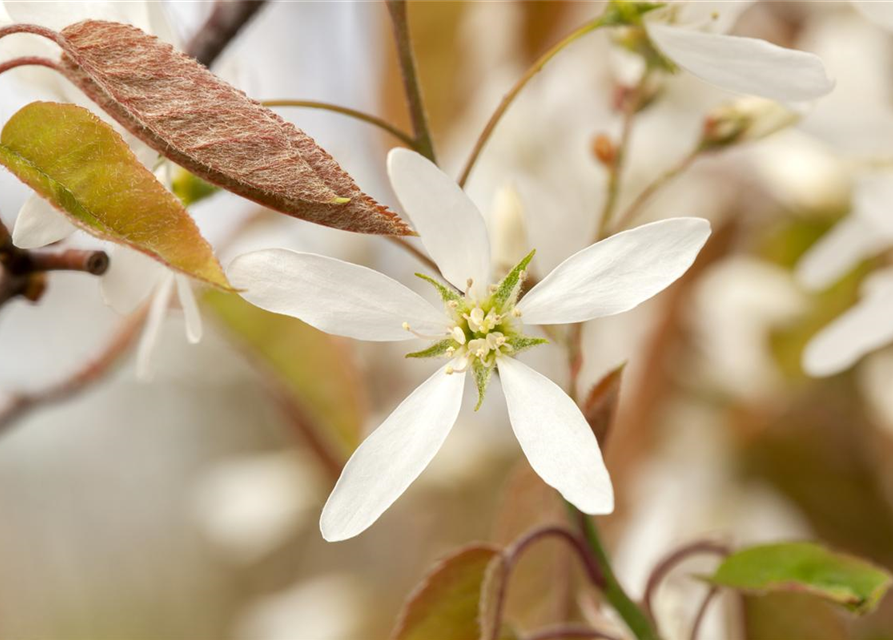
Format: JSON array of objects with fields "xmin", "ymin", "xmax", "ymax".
[
  {"xmin": 0, "ymin": 23, "xmax": 65, "ymax": 46},
  {"xmin": 486, "ymin": 525, "xmax": 606, "ymax": 640},
  {"xmin": 0, "ymin": 56, "xmax": 62, "ymax": 78},
  {"xmin": 642, "ymin": 539, "xmax": 731, "ymax": 623}
]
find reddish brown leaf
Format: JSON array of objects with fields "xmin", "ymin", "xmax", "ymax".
[
  {"xmin": 582, "ymin": 364, "xmax": 625, "ymax": 447},
  {"xmin": 53, "ymin": 20, "xmax": 411, "ymax": 236},
  {"xmin": 392, "ymin": 544, "xmax": 509, "ymax": 640}
]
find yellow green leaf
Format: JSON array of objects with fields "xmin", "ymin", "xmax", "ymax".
[
  {"xmin": 0, "ymin": 101, "xmax": 230, "ymax": 289},
  {"xmin": 708, "ymin": 542, "xmax": 892, "ymax": 615}
]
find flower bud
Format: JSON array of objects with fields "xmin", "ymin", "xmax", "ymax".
[
  {"xmin": 490, "ymin": 184, "xmax": 529, "ymax": 274},
  {"xmin": 591, "ymin": 133, "xmax": 617, "ymax": 167},
  {"xmin": 701, "ymin": 97, "xmax": 800, "ymax": 149}
]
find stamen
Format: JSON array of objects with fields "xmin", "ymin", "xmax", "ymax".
[
  {"xmin": 488, "ymin": 284, "xmax": 498, "ymax": 294},
  {"xmin": 402, "ymin": 322, "xmax": 447, "ymax": 340},
  {"xmin": 511, "ymin": 308, "xmax": 522, "ymax": 318},
  {"xmin": 446, "ymin": 360, "xmax": 470, "ymax": 374}
]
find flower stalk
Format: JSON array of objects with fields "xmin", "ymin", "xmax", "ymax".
[{"xmin": 386, "ymin": 0, "xmax": 437, "ymax": 162}]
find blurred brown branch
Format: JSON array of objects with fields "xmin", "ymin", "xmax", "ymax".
[
  {"xmin": 0, "ymin": 308, "xmax": 146, "ymax": 435},
  {"xmin": 186, "ymin": 0, "xmax": 268, "ymax": 68}
]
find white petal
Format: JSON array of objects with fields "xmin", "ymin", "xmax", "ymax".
[
  {"xmin": 645, "ymin": 23, "xmax": 834, "ymax": 102},
  {"xmin": 136, "ymin": 273, "xmax": 175, "ymax": 382},
  {"xmin": 498, "ymin": 356, "xmax": 613, "ymax": 515},
  {"xmin": 803, "ymin": 282, "xmax": 893, "ymax": 377},
  {"xmin": 101, "ymin": 248, "xmax": 164, "ymax": 315},
  {"xmin": 11, "ymin": 195, "xmax": 76, "ymax": 249},
  {"xmin": 228, "ymin": 249, "xmax": 449, "ymax": 342},
  {"xmin": 320, "ymin": 364, "xmax": 466, "ymax": 541},
  {"xmin": 851, "ymin": 174, "xmax": 893, "ymax": 238},
  {"xmin": 176, "ymin": 274, "xmax": 203, "ymax": 344},
  {"xmin": 387, "ymin": 148, "xmax": 491, "ymax": 297},
  {"xmin": 517, "ymin": 218, "xmax": 711, "ymax": 325},
  {"xmin": 852, "ymin": 0, "xmax": 893, "ymax": 31},
  {"xmin": 670, "ymin": 0, "xmax": 755, "ymax": 34},
  {"xmin": 795, "ymin": 216, "xmax": 887, "ymax": 291}
]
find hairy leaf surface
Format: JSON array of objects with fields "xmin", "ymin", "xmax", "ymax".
[
  {"xmin": 54, "ymin": 20, "xmax": 411, "ymax": 236},
  {"xmin": 0, "ymin": 101, "xmax": 230, "ymax": 288}
]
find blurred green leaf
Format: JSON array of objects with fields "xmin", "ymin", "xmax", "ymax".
[
  {"xmin": 708, "ymin": 542, "xmax": 892, "ymax": 615},
  {"xmin": 0, "ymin": 101, "xmax": 230, "ymax": 289},
  {"xmin": 172, "ymin": 167, "xmax": 219, "ymax": 207},
  {"xmin": 205, "ymin": 291, "xmax": 365, "ymax": 457},
  {"xmin": 391, "ymin": 544, "xmax": 517, "ymax": 640}
]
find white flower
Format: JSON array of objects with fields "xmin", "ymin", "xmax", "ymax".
[
  {"xmin": 228, "ymin": 149, "xmax": 711, "ymax": 542},
  {"xmin": 642, "ymin": 0, "xmax": 834, "ymax": 102},
  {"xmin": 797, "ymin": 175, "xmax": 893, "ymax": 377},
  {"xmin": 796, "ymin": 175, "xmax": 893, "ymax": 291},
  {"xmin": 11, "ymin": 181, "xmax": 202, "ymax": 382},
  {"xmin": 803, "ymin": 267, "xmax": 893, "ymax": 377}
]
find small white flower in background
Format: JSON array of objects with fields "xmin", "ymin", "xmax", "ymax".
[
  {"xmin": 11, "ymin": 173, "xmax": 203, "ymax": 382},
  {"xmin": 802, "ymin": 268, "xmax": 893, "ymax": 377},
  {"xmin": 797, "ymin": 175, "xmax": 893, "ymax": 377},
  {"xmin": 192, "ymin": 450, "xmax": 321, "ymax": 565},
  {"xmin": 642, "ymin": 0, "xmax": 834, "ymax": 103},
  {"xmin": 228, "ymin": 148, "xmax": 711, "ymax": 542}
]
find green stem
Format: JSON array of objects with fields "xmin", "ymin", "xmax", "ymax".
[
  {"xmin": 569, "ymin": 504, "xmax": 661, "ymax": 640},
  {"xmin": 386, "ymin": 0, "xmax": 437, "ymax": 162},
  {"xmin": 262, "ymin": 99, "xmax": 417, "ymax": 148},
  {"xmin": 458, "ymin": 14, "xmax": 610, "ymax": 188}
]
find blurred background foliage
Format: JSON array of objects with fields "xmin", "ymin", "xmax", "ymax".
[{"xmin": 1, "ymin": 1, "xmax": 893, "ymax": 639}]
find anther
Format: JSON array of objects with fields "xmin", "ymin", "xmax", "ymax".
[{"xmin": 511, "ymin": 308, "xmax": 522, "ymax": 318}]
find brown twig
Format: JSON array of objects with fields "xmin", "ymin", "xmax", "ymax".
[
  {"xmin": 26, "ymin": 249, "xmax": 109, "ymax": 275},
  {"xmin": 388, "ymin": 236, "xmax": 440, "ymax": 275},
  {"xmin": 0, "ymin": 307, "xmax": 147, "ymax": 435},
  {"xmin": 641, "ymin": 539, "xmax": 731, "ymax": 623},
  {"xmin": 525, "ymin": 625, "xmax": 620, "ymax": 640},
  {"xmin": 385, "ymin": 0, "xmax": 437, "ymax": 162},
  {"xmin": 185, "ymin": 0, "xmax": 268, "ymax": 68}
]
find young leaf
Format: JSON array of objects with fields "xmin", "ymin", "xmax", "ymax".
[
  {"xmin": 391, "ymin": 544, "xmax": 517, "ymax": 640},
  {"xmin": 707, "ymin": 542, "xmax": 893, "ymax": 615},
  {"xmin": 0, "ymin": 101, "xmax": 230, "ymax": 289},
  {"xmin": 54, "ymin": 20, "xmax": 412, "ymax": 236}
]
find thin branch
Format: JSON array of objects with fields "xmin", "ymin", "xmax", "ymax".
[
  {"xmin": 26, "ymin": 249, "xmax": 109, "ymax": 276},
  {"xmin": 689, "ymin": 587, "xmax": 719, "ymax": 640},
  {"xmin": 0, "ymin": 23, "xmax": 65, "ymax": 46},
  {"xmin": 485, "ymin": 525, "xmax": 607, "ymax": 640},
  {"xmin": 185, "ymin": 0, "xmax": 268, "ymax": 68},
  {"xmin": 0, "ymin": 56, "xmax": 63, "ymax": 78},
  {"xmin": 458, "ymin": 15, "xmax": 608, "ymax": 188},
  {"xmin": 0, "ymin": 308, "xmax": 146, "ymax": 435},
  {"xmin": 262, "ymin": 99, "xmax": 417, "ymax": 148},
  {"xmin": 611, "ymin": 148, "xmax": 700, "ymax": 234},
  {"xmin": 525, "ymin": 625, "xmax": 620, "ymax": 640},
  {"xmin": 594, "ymin": 72, "xmax": 651, "ymax": 242},
  {"xmin": 642, "ymin": 539, "xmax": 731, "ymax": 623},
  {"xmin": 386, "ymin": 0, "xmax": 436, "ymax": 162},
  {"xmin": 387, "ymin": 236, "xmax": 439, "ymax": 274}
]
